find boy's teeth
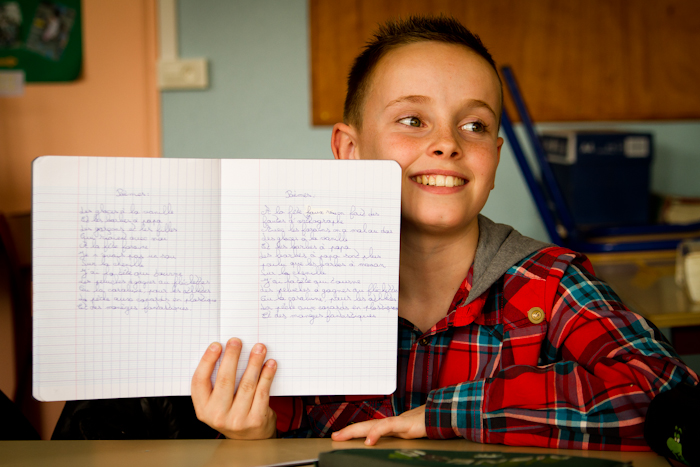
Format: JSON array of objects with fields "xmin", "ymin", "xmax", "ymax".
[{"xmin": 412, "ymin": 175, "xmax": 465, "ymax": 186}]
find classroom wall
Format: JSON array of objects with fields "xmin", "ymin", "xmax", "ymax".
[
  {"xmin": 162, "ymin": 0, "xmax": 700, "ymax": 243},
  {"xmin": 0, "ymin": 0, "xmax": 160, "ymax": 215}
]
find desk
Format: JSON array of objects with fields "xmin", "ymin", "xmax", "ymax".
[
  {"xmin": 590, "ymin": 250, "xmax": 700, "ymax": 354},
  {"xmin": 0, "ymin": 438, "xmax": 667, "ymax": 467}
]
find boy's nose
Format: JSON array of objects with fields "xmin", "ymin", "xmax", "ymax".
[{"xmin": 429, "ymin": 128, "xmax": 461, "ymax": 158}]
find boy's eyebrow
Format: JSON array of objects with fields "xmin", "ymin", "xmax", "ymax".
[
  {"xmin": 465, "ymin": 99, "xmax": 499, "ymax": 121},
  {"xmin": 385, "ymin": 95, "xmax": 499, "ymax": 120},
  {"xmin": 384, "ymin": 95, "xmax": 431, "ymax": 109}
]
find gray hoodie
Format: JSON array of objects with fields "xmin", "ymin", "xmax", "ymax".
[{"xmin": 466, "ymin": 215, "xmax": 551, "ymax": 306}]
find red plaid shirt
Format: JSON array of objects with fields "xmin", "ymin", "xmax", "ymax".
[{"xmin": 270, "ymin": 246, "xmax": 698, "ymax": 450}]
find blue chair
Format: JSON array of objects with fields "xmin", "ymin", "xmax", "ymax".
[{"xmin": 500, "ymin": 66, "xmax": 700, "ymax": 253}]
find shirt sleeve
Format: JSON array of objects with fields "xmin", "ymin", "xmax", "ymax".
[
  {"xmin": 271, "ymin": 396, "xmax": 314, "ymax": 438},
  {"xmin": 424, "ymin": 256, "xmax": 699, "ymax": 450}
]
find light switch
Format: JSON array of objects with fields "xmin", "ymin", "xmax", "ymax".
[{"xmin": 158, "ymin": 58, "xmax": 208, "ymax": 90}]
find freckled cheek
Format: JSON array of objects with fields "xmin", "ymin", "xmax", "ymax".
[
  {"xmin": 378, "ymin": 137, "xmax": 424, "ymax": 170},
  {"xmin": 476, "ymin": 160, "xmax": 498, "ymax": 178},
  {"xmin": 470, "ymin": 148, "xmax": 499, "ymax": 179}
]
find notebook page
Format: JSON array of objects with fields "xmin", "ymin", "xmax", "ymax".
[
  {"xmin": 220, "ymin": 159, "xmax": 401, "ymax": 396},
  {"xmin": 32, "ymin": 156, "xmax": 221, "ymax": 401}
]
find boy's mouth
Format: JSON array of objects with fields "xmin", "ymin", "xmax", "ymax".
[{"xmin": 410, "ymin": 174, "xmax": 466, "ymax": 187}]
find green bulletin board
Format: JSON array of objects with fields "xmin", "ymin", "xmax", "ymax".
[{"xmin": 0, "ymin": 0, "xmax": 82, "ymax": 82}]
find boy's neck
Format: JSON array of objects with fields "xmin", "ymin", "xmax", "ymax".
[{"xmin": 397, "ymin": 222, "xmax": 479, "ymax": 334}]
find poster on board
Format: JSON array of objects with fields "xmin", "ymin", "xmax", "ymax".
[{"xmin": 0, "ymin": 0, "xmax": 82, "ymax": 82}]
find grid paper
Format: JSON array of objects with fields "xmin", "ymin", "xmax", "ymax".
[{"xmin": 32, "ymin": 156, "xmax": 401, "ymax": 401}]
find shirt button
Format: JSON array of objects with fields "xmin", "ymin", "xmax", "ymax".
[
  {"xmin": 419, "ymin": 338, "xmax": 430, "ymax": 346},
  {"xmin": 528, "ymin": 307, "xmax": 545, "ymax": 324}
]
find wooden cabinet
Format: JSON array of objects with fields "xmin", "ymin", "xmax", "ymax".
[{"xmin": 310, "ymin": 0, "xmax": 700, "ymax": 125}]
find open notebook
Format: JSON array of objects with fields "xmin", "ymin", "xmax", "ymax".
[{"xmin": 32, "ymin": 156, "xmax": 401, "ymax": 401}]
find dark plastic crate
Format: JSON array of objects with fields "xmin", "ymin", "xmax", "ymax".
[{"xmin": 541, "ymin": 132, "xmax": 653, "ymax": 228}]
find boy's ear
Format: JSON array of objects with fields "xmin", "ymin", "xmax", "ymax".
[
  {"xmin": 492, "ymin": 136, "xmax": 504, "ymax": 190},
  {"xmin": 331, "ymin": 123, "xmax": 360, "ymax": 160}
]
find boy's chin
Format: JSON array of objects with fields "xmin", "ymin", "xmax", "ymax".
[{"xmin": 401, "ymin": 214, "xmax": 478, "ymax": 237}]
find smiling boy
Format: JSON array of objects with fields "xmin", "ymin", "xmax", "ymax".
[{"xmin": 191, "ymin": 16, "xmax": 698, "ymax": 449}]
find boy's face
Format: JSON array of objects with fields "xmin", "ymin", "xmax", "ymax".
[{"xmin": 333, "ymin": 41, "xmax": 503, "ymax": 236}]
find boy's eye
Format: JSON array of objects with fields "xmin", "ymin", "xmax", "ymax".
[
  {"xmin": 398, "ymin": 117, "xmax": 422, "ymax": 127},
  {"xmin": 461, "ymin": 122, "xmax": 486, "ymax": 133}
]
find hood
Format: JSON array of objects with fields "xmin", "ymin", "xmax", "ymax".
[{"xmin": 465, "ymin": 215, "xmax": 551, "ymax": 306}]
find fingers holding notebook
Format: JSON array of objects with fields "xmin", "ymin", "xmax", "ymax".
[{"xmin": 191, "ymin": 339, "xmax": 278, "ymax": 439}]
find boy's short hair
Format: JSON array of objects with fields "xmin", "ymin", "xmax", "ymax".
[{"xmin": 343, "ymin": 15, "xmax": 501, "ymax": 128}]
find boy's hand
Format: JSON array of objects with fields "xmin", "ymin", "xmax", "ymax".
[
  {"xmin": 191, "ymin": 338, "xmax": 277, "ymax": 439},
  {"xmin": 331, "ymin": 405, "xmax": 427, "ymax": 445}
]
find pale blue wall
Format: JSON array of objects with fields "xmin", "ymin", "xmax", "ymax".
[
  {"xmin": 162, "ymin": 0, "xmax": 700, "ymax": 243},
  {"xmin": 162, "ymin": 0, "xmax": 331, "ymax": 161}
]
